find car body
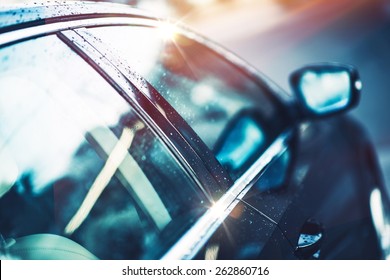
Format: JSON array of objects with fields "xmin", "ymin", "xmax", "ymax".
[{"xmin": 0, "ymin": 1, "xmax": 389, "ymax": 260}]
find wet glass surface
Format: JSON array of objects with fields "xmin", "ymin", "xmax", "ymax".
[
  {"xmin": 89, "ymin": 25, "xmax": 275, "ymax": 152},
  {"xmin": 0, "ymin": 35, "xmax": 207, "ymax": 259}
]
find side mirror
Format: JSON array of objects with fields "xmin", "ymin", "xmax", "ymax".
[{"xmin": 289, "ymin": 63, "xmax": 361, "ymax": 119}]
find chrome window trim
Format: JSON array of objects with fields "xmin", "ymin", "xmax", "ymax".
[
  {"xmin": 0, "ymin": 3, "xmax": 155, "ymax": 30},
  {"xmin": 57, "ymin": 29, "xmax": 223, "ymax": 201},
  {"xmin": 0, "ymin": 17, "xmax": 158, "ymax": 47},
  {"xmin": 70, "ymin": 27, "xmax": 234, "ymax": 192},
  {"xmin": 162, "ymin": 132, "xmax": 290, "ymax": 259},
  {"xmin": 0, "ymin": 13, "xmax": 290, "ymax": 105}
]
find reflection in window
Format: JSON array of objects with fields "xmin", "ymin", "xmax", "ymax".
[
  {"xmin": 89, "ymin": 25, "xmax": 274, "ymax": 151},
  {"xmin": 0, "ymin": 36, "xmax": 207, "ymax": 259},
  {"xmin": 214, "ymin": 113, "xmax": 266, "ymax": 179}
]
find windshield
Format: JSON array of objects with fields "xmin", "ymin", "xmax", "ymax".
[{"xmin": 0, "ymin": 35, "xmax": 207, "ymax": 259}]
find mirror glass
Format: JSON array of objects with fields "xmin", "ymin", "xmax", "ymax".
[{"xmin": 299, "ymin": 70, "xmax": 352, "ymax": 114}]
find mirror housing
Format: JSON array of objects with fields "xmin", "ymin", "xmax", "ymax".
[{"xmin": 289, "ymin": 63, "xmax": 361, "ymax": 119}]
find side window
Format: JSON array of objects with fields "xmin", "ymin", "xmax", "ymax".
[
  {"xmin": 87, "ymin": 25, "xmax": 280, "ymax": 174},
  {"xmin": 213, "ymin": 110, "xmax": 267, "ymax": 180},
  {"xmin": 0, "ymin": 35, "xmax": 207, "ymax": 260}
]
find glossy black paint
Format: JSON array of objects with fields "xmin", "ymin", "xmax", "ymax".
[{"xmin": 245, "ymin": 116, "xmax": 382, "ymax": 257}]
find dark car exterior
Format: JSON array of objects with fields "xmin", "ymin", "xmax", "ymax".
[{"xmin": 0, "ymin": 1, "xmax": 389, "ymax": 260}]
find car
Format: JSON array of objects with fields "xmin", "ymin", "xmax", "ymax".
[{"xmin": 0, "ymin": 1, "xmax": 389, "ymax": 260}]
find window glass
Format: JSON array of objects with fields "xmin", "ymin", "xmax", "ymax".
[
  {"xmin": 0, "ymin": 35, "xmax": 207, "ymax": 259},
  {"xmin": 88, "ymin": 25, "xmax": 276, "ymax": 152},
  {"xmin": 213, "ymin": 110, "xmax": 267, "ymax": 179}
]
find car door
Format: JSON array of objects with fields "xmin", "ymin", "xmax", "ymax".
[
  {"xmin": 0, "ymin": 5, "xmax": 382, "ymax": 261},
  {"xmin": 274, "ymin": 118, "xmax": 382, "ymax": 259},
  {"xmin": 243, "ymin": 116, "xmax": 383, "ymax": 259},
  {"xmin": 81, "ymin": 19, "xmax": 385, "ymax": 260},
  {"xmin": 74, "ymin": 21, "xmax": 301, "ymax": 259}
]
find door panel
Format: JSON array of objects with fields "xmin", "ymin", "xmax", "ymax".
[
  {"xmin": 195, "ymin": 200, "xmax": 296, "ymax": 260},
  {"xmin": 245, "ymin": 119, "xmax": 381, "ymax": 259}
]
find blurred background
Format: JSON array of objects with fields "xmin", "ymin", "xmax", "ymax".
[{"xmin": 4, "ymin": 0, "xmax": 390, "ymax": 194}]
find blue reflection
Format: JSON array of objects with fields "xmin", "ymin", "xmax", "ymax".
[
  {"xmin": 216, "ymin": 116, "xmax": 264, "ymax": 172},
  {"xmin": 300, "ymin": 70, "xmax": 351, "ymax": 114}
]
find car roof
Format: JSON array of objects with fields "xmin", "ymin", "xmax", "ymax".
[{"xmin": 0, "ymin": 1, "xmax": 155, "ymax": 32}]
